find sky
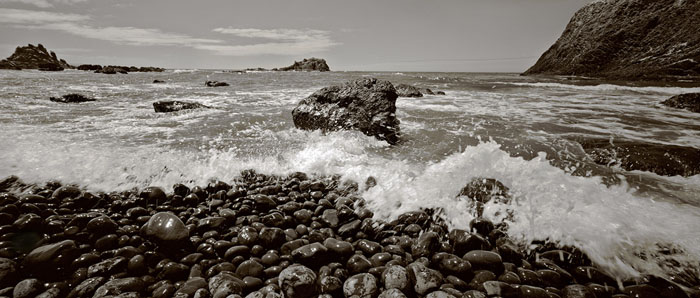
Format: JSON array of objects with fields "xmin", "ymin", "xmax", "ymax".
[{"xmin": 0, "ymin": 0, "xmax": 592, "ymax": 72}]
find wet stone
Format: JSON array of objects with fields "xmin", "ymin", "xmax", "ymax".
[
  {"xmin": 378, "ymin": 288, "xmax": 408, "ymax": 298},
  {"xmin": 320, "ymin": 209, "xmax": 339, "ymax": 228},
  {"xmin": 408, "ymin": 262, "xmax": 444, "ymax": 296},
  {"xmin": 93, "ymin": 277, "xmax": 144, "ymax": 297},
  {"xmin": 412, "ymin": 231, "xmax": 440, "ymax": 259},
  {"xmin": 67, "ymin": 276, "xmax": 105, "ymax": 298},
  {"xmin": 140, "ymin": 212, "xmax": 188, "ymax": 242},
  {"xmin": 278, "ymin": 264, "xmax": 317, "ymax": 298},
  {"xmin": 0, "ymin": 258, "xmax": 17, "ymax": 287},
  {"xmin": 13, "ymin": 278, "xmax": 44, "ymax": 298},
  {"xmin": 347, "ymin": 254, "xmax": 373, "ymax": 274},
  {"xmin": 562, "ymin": 284, "xmax": 597, "ymax": 298},
  {"xmin": 236, "ymin": 260, "xmax": 265, "ymax": 279},
  {"xmin": 344, "ymin": 273, "xmax": 378, "ymax": 298},
  {"xmin": 463, "ymin": 250, "xmax": 504, "ymax": 274},
  {"xmin": 292, "ymin": 242, "xmax": 328, "ymax": 266},
  {"xmin": 259, "ymin": 227, "xmax": 286, "ymax": 248},
  {"xmin": 87, "ymin": 256, "xmax": 127, "ymax": 277},
  {"xmin": 382, "ymin": 265, "xmax": 410, "ymax": 292},
  {"xmin": 323, "ymin": 238, "xmax": 353, "ymax": 258},
  {"xmin": 176, "ymin": 277, "xmax": 208, "ymax": 296}
]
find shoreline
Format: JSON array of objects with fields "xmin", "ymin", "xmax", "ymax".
[{"xmin": 0, "ymin": 172, "xmax": 695, "ymax": 297}]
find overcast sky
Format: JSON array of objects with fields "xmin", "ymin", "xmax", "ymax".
[{"xmin": 0, "ymin": 0, "xmax": 591, "ymax": 71}]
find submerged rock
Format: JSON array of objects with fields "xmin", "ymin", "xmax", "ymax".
[
  {"xmin": 153, "ymin": 100, "xmax": 209, "ymax": 113},
  {"xmin": 662, "ymin": 93, "xmax": 700, "ymax": 113},
  {"xmin": 278, "ymin": 58, "xmax": 330, "ymax": 72},
  {"xmin": 395, "ymin": 84, "xmax": 423, "ymax": 97},
  {"xmin": 0, "ymin": 44, "xmax": 72, "ymax": 70},
  {"xmin": 206, "ymin": 81, "xmax": 229, "ymax": 87},
  {"xmin": 523, "ymin": 0, "xmax": 700, "ymax": 81},
  {"xmin": 49, "ymin": 94, "xmax": 96, "ymax": 103},
  {"xmin": 579, "ymin": 138, "xmax": 700, "ymax": 177},
  {"xmin": 291, "ymin": 78, "xmax": 401, "ymax": 144}
]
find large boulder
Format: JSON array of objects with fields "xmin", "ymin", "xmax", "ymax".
[
  {"xmin": 661, "ymin": 93, "xmax": 700, "ymax": 113},
  {"xmin": 49, "ymin": 94, "xmax": 96, "ymax": 103},
  {"xmin": 523, "ymin": 0, "xmax": 700, "ymax": 81},
  {"xmin": 579, "ymin": 138, "xmax": 700, "ymax": 177},
  {"xmin": 279, "ymin": 58, "xmax": 330, "ymax": 72},
  {"xmin": 395, "ymin": 84, "xmax": 423, "ymax": 97},
  {"xmin": 291, "ymin": 78, "xmax": 401, "ymax": 144},
  {"xmin": 0, "ymin": 44, "xmax": 72, "ymax": 70},
  {"xmin": 153, "ymin": 101, "xmax": 209, "ymax": 113}
]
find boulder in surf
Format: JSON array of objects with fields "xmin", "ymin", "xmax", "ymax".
[
  {"xmin": 153, "ymin": 100, "xmax": 209, "ymax": 113},
  {"xmin": 291, "ymin": 78, "xmax": 401, "ymax": 144},
  {"xmin": 661, "ymin": 93, "xmax": 700, "ymax": 113}
]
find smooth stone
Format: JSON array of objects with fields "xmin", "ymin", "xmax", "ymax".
[
  {"xmin": 347, "ymin": 254, "xmax": 373, "ymax": 274},
  {"xmin": 35, "ymin": 288, "xmax": 61, "ymax": 298},
  {"xmin": 562, "ymin": 284, "xmax": 597, "ymax": 298},
  {"xmin": 67, "ymin": 277, "xmax": 105, "ymax": 298},
  {"xmin": 24, "ymin": 240, "xmax": 77, "ymax": 275},
  {"xmin": 236, "ymin": 260, "xmax": 264, "ymax": 279},
  {"xmin": 140, "ymin": 186, "xmax": 167, "ymax": 203},
  {"xmin": 411, "ymin": 231, "xmax": 440, "ymax": 259},
  {"xmin": 408, "ymin": 262, "xmax": 443, "ymax": 295},
  {"xmin": 141, "ymin": 212, "xmax": 188, "ymax": 242},
  {"xmin": 259, "ymin": 227, "xmax": 285, "ymax": 248},
  {"xmin": 425, "ymin": 290, "xmax": 457, "ymax": 298},
  {"xmin": 87, "ymin": 256, "xmax": 127, "ymax": 277},
  {"xmin": 463, "ymin": 250, "xmax": 504, "ymax": 274},
  {"xmin": 13, "ymin": 278, "xmax": 43, "ymax": 298},
  {"xmin": 319, "ymin": 276, "xmax": 343, "ymax": 295},
  {"xmin": 175, "ymin": 277, "xmax": 208, "ymax": 296},
  {"xmin": 378, "ymin": 288, "xmax": 408, "ymax": 298},
  {"xmin": 343, "ymin": 273, "xmax": 378, "ymax": 298},
  {"xmin": 278, "ymin": 264, "xmax": 317, "ymax": 298},
  {"xmin": 320, "ymin": 209, "xmax": 339, "ymax": 228},
  {"xmin": 382, "ymin": 265, "xmax": 410, "ymax": 292},
  {"xmin": 291, "ymin": 242, "xmax": 328, "ymax": 265},
  {"xmin": 0, "ymin": 258, "xmax": 17, "ymax": 287},
  {"xmin": 86, "ymin": 215, "xmax": 118, "ymax": 235},
  {"xmin": 92, "ymin": 277, "xmax": 144, "ymax": 297}
]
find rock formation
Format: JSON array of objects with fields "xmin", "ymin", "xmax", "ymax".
[
  {"xmin": 0, "ymin": 44, "xmax": 72, "ymax": 71},
  {"xmin": 395, "ymin": 84, "xmax": 424, "ymax": 97},
  {"xmin": 87, "ymin": 65, "xmax": 164, "ymax": 74},
  {"xmin": 661, "ymin": 93, "xmax": 700, "ymax": 113},
  {"xmin": 49, "ymin": 94, "xmax": 96, "ymax": 103},
  {"xmin": 153, "ymin": 101, "xmax": 209, "ymax": 113},
  {"xmin": 579, "ymin": 138, "xmax": 700, "ymax": 177},
  {"xmin": 524, "ymin": 0, "xmax": 700, "ymax": 81},
  {"xmin": 278, "ymin": 58, "xmax": 330, "ymax": 72},
  {"xmin": 292, "ymin": 78, "xmax": 401, "ymax": 144}
]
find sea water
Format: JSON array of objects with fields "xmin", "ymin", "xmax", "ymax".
[{"xmin": 1, "ymin": 69, "xmax": 699, "ymax": 284}]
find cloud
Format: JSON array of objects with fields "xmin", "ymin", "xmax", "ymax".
[
  {"xmin": 0, "ymin": 0, "xmax": 87, "ymax": 8},
  {"xmin": 210, "ymin": 27, "xmax": 338, "ymax": 56},
  {"xmin": 0, "ymin": 8, "xmax": 338, "ymax": 56}
]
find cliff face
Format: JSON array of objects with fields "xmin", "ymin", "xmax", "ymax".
[
  {"xmin": 0, "ymin": 44, "xmax": 73, "ymax": 70},
  {"xmin": 279, "ymin": 58, "xmax": 330, "ymax": 72},
  {"xmin": 524, "ymin": 0, "xmax": 700, "ymax": 81}
]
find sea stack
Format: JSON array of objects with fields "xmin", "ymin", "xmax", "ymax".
[
  {"xmin": 279, "ymin": 58, "xmax": 330, "ymax": 72},
  {"xmin": 523, "ymin": 0, "xmax": 700, "ymax": 81},
  {"xmin": 0, "ymin": 44, "xmax": 72, "ymax": 71}
]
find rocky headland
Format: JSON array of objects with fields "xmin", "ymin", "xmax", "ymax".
[
  {"xmin": 523, "ymin": 0, "xmax": 700, "ymax": 81},
  {"xmin": 241, "ymin": 58, "xmax": 330, "ymax": 72},
  {"xmin": 0, "ymin": 44, "xmax": 72, "ymax": 71},
  {"xmin": 0, "ymin": 172, "xmax": 694, "ymax": 298}
]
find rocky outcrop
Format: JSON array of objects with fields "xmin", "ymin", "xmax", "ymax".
[
  {"xmin": 661, "ymin": 93, "xmax": 700, "ymax": 113},
  {"xmin": 579, "ymin": 138, "xmax": 700, "ymax": 177},
  {"xmin": 153, "ymin": 101, "xmax": 209, "ymax": 113},
  {"xmin": 153, "ymin": 80, "xmax": 165, "ymax": 84},
  {"xmin": 524, "ymin": 0, "xmax": 700, "ymax": 81},
  {"xmin": 49, "ymin": 94, "xmax": 96, "ymax": 103},
  {"xmin": 395, "ymin": 84, "xmax": 423, "ymax": 98},
  {"xmin": 83, "ymin": 65, "xmax": 164, "ymax": 74},
  {"xmin": 292, "ymin": 78, "xmax": 401, "ymax": 144},
  {"xmin": 278, "ymin": 58, "xmax": 330, "ymax": 72},
  {"xmin": 0, "ymin": 44, "xmax": 72, "ymax": 71}
]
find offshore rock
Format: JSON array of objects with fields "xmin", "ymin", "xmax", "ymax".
[
  {"xmin": 153, "ymin": 101, "xmax": 209, "ymax": 113},
  {"xmin": 395, "ymin": 84, "xmax": 424, "ymax": 97},
  {"xmin": 0, "ymin": 44, "xmax": 72, "ymax": 70},
  {"xmin": 206, "ymin": 80, "xmax": 229, "ymax": 87},
  {"xmin": 278, "ymin": 58, "xmax": 330, "ymax": 72},
  {"xmin": 49, "ymin": 94, "xmax": 96, "ymax": 103},
  {"xmin": 579, "ymin": 138, "xmax": 700, "ymax": 177},
  {"xmin": 140, "ymin": 212, "xmax": 189, "ymax": 242},
  {"xmin": 523, "ymin": 0, "xmax": 700, "ymax": 81},
  {"xmin": 292, "ymin": 78, "xmax": 401, "ymax": 144},
  {"xmin": 662, "ymin": 93, "xmax": 700, "ymax": 113}
]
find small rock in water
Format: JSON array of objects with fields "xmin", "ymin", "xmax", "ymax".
[
  {"xmin": 206, "ymin": 80, "xmax": 229, "ymax": 87},
  {"xmin": 49, "ymin": 93, "xmax": 96, "ymax": 103},
  {"xmin": 153, "ymin": 101, "xmax": 209, "ymax": 113},
  {"xmin": 395, "ymin": 83, "xmax": 424, "ymax": 97}
]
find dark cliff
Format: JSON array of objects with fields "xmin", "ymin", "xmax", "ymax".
[{"xmin": 524, "ymin": 0, "xmax": 700, "ymax": 81}]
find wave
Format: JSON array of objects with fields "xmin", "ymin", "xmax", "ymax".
[
  {"xmin": 503, "ymin": 82, "xmax": 700, "ymax": 94},
  {"xmin": 1, "ymin": 128, "xmax": 698, "ymax": 282}
]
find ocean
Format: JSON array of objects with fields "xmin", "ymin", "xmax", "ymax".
[{"xmin": 1, "ymin": 69, "xmax": 700, "ymax": 284}]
